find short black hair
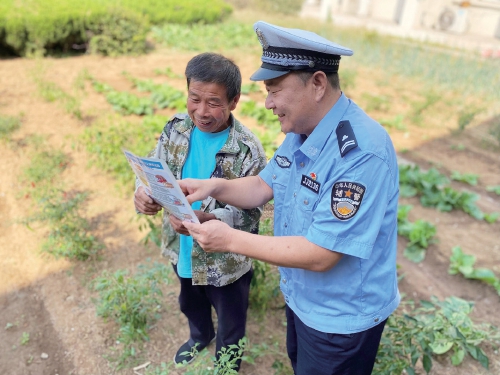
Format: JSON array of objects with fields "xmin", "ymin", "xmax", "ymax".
[
  {"xmin": 295, "ymin": 71, "xmax": 340, "ymax": 90},
  {"xmin": 185, "ymin": 53, "xmax": 241, "ymax": 102}
]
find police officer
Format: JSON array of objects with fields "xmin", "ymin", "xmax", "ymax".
[{"xmin": 181, "ymin": 21, "xmax": 400, "ymax": 375}]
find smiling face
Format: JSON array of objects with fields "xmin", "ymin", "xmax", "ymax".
[
  {"xmin": 187, "ymin": 79, "xmax": 239, "ymax": 133},
  {"xmin": 264, "ymin": 72, "xmax": 319, "ymax": 136}
]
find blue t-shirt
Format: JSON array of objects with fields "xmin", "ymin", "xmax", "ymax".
[
  {"xmin": 259, "ymin": 93, "xmax": 400, "ymax": 334},
  {"xmin": 177, "ymin": 126, "xmax": 230, "ymax": 278}
]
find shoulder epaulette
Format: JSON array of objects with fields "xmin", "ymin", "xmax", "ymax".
[{"xmin": 336, "ymin": 120, "xmax": 358, "ymax": 157}]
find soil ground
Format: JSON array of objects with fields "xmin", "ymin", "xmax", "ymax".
[{"xmin": 1, "ymin": 28, "xmax": 500, "ymax": 375}]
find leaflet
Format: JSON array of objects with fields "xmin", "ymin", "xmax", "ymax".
[{"xmin": 123, "ymin": 149, "xmax": 199, "ymax": 224}]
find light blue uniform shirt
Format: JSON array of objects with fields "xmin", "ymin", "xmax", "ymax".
[
  {"xmin": 259, "ymin": 93, "xmax": 400, "ymax": 334},
  {"xmin": 178, "ymin": 126, "xmax": 230, "ymax": 278}
]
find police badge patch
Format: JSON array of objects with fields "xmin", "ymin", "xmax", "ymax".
[
  {"xmin": 331, "ymin": 181, "xmax": 366, "ymax": 221},
  {"xmin": 275, "ymin": 155, "xmax": 292, "ymax": 168}
]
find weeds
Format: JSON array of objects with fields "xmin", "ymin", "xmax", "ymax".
[
  {"xmin": 399, "ymin": 164, "xmax": 498, "ymax": 222},
  {"xmin": 397, "ymin": 205, "xmax": 437, "ymax": 263},
  {"xmin": 81, "ymin": 114, "xmax": 166, "ymax": 188},
  {"xmin": 239, "ymin": 100, "xmax": 281, "ymax": 158},
  {"xmin": 450, "ymin": 171, "xmax": 478, "ymax": 186},
  {"xmin": 487, "ymin": 185, "xmax": 500, "ymax": 195},
  {"xmin": 375, "ymin": 297, "xmax": 500, "ymax": 374},
  {"xmin": 20, "ymin": 332, "xmax": 30, "ymax": 346},
  {"xmin": 449, "ymin": 246, "xmax": 500, "ymax": 296},
  {"xmin": 33, "ymin": 74, "xmax": 83, "ymax": 119},
  {"xmin": 362, "ymin": 93, "xmax": 390, "ymax": 112},
  {"xmin": 0, "ymin": 114, "xmax": 22, "ymax": 141},
  {"xmin": 24, "ymin": 190, "xmax": 102, "ymax": 260},
  {"xmin": 93, "ymin": 261, "xmax": 171, "ymax": 367},
  {"xmin": 380, "ymin": 115, "xmax": 406, "ymax": 131},
  {"xmin": 409, "ymin": 91, "xmax": 440, "ymax": 126},
  {"xmin": 457, "ymin": 107, "xmax": 483, "ymax": 131}
]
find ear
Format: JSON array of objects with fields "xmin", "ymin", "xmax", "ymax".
[
  {"xmin": 311, "ymin": 71, "xmax": 328, "ymax": 102},
  {"xmin": 229, "ymin": 93, "xmax": 241, "ymax": 111}
]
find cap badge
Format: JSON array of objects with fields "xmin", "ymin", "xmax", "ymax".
[
  {"xmin": 255, "ymin": 28, "xmax": 269, "ymax": 50},
  {"xmin": 308, "ymin": 61, "xmax": 315, "ymax": 68}
]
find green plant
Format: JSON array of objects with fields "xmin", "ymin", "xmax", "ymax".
[
  {"xmin": 362, "ymin": 93, "xmax": 390, "ymax": 112},
  {"xmin": 93, "ymin": 261, "xmax": 171, "ymax": 367},
  {"xmin": 399, "ymin": 164, "xmax": 494, "ymax": 221},
  {"xmin": 409, "ymin": 91, "xmax": 440, "ymax": 126},
  {"xmin": 0, "ymin": 0, "xmax": 231, "ymax": 57},
  {"xmin": 81, "ymin": 114, "xmax": 166, "ymax": 188},
  {"xmin": 21, "ymin": 148, "xmax": 69, "ymax": 200},
  {"xmin": 375, "ymin": 297, "xmax": 500, "ymax": 374},
  {"xmin": 0, "ymin": 114, "xmax": 21, "ymax": 141},
  {"xmin": 34, "ymin": 77, "xmax": 82, "ymax": 119},
  {"xmin": 86, "ymin": 8, "xmax": 149, "ymax": 57},
  {"xmin": 457, "ymin": 107, "xmax": 483, "ymax": 131},
  {"xmin": 241, "ymin": 83, "xmax": 261, "ymax": 95},
  {"xmin": 154, "ymin": 67, "xmax": 183, "ymax": 79},
  {"xmin": 397, "ymin": 205, "xmax": 437, "ymax": 263},
  {"xmin": 151, "ymin": 22, "xmax": 256, "ymax": 52},
  {"xmin": 339, "ymin": 68, "xmax": 357, "ymax": 93},
  {"xmin": 137, "ymin": 213, "xmax": 163, "ymax": 248},
  {"xmin": 26, "ymin": 190, "xmax": 102, "ymax": 260},
  {"xmin": 450, "ymin": 143, "xmax": 465, "ymax": 151},
  {"xmin": 487, "ymin": 185, "xmax": 500, "ymax": 195},
  {"xmin": 380, "ymin": 115, "xmax": 406, "ymax": 131},
  {"xmin": 20, "ymin": 332, "xmax": 30, "ymax": 346},
  {"xmin": 449, "ymin": 246, "xmax": 500, "ymax": 295},
  {"xmin": 249, "ymin": 260, "xmax": 282, "ymax": 317},
  {"xmin": 450, "ymin": 171, "xmax": 479, "ymax": 186}
]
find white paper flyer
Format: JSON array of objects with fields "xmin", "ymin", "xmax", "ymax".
[{"xmin": 123, "ymin": 149, "xmax": 200, "ymax": 224}]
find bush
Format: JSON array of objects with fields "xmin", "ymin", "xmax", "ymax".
[{"xmin": 0, "ymin": 0, "xmax": 232, "ymax": 57}]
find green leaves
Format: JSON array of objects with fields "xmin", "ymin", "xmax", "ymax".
[
  {"xmin": 399, "ymin": 164, "xmax": 497, "ymax": 222},
  {"xmin": 450, "ymin": 171, "xmax": 479, "ymax": 186},
  {"xmin": 449, "ymin": 246, "xmax": 500, "ymax": 296},
  {"xmin": 375, "ymin": 296, "xmax": 500, "ymax": 374},
  {"xmin": 397, "ymin": 205, "xmax": 437, "ymax": 263}
]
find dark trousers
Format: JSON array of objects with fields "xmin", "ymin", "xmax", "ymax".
[
  {"xmin": 286, "ymin": 305, "xmax": 386, "ymax": 375},
  {"xmin": 173, "ymin": 265, "xmax": 253, "ymax": 371}
]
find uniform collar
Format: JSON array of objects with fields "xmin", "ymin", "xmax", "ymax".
[
  {"xmin": 291, "ymin": 92, "xmax": 350, "ymax": 161},
  {"xmin": 173, "ymin": 114, "xmax": 240, "ymax": 154}
]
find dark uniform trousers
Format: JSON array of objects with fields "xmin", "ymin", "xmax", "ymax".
[
  {"xmin": 173, "ymin": 264, "xmax": 253, "ymax": 371},
  {"xmin": 286, "ymin": 305, "xmax": 387, "ymax": 375}
]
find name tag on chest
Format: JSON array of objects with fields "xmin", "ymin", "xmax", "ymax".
[{"xmin": 301, "ymin": 175, "xmax": 320, "ymax": 193}]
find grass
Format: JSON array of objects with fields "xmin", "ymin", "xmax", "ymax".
[{"xmin": 0, "ymin": 114, "xmax": 22, "ymax": 141}]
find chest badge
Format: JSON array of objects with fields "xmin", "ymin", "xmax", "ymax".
[
  {"xmin": 301, "ymin": 174, "xmax": 321, "ymax": 194},
  {"xmin": 275, "ymin": 155, "xmax": 292, "ymax": 168},
  {"xmin": 336, "ymin": 120, "xmax": 358, "ymax": 157},
  {"xmin": 331, "ymin": 181, "xmax": 366, "ymax": 220}
]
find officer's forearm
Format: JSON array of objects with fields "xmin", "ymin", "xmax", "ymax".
[
  {"xmin": 226, "ymin": 229, "xmax": 342, "ymax": 272},
  {"xmin": 212, "ymin": 175, "xmax": 273, "ymax": 209}
]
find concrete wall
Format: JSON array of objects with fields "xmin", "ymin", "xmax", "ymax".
[{"xmin": 317, "ymin": 0, "xmax": 500, "ymax": 39}]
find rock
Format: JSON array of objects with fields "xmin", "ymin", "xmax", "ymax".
[{"xmin": 41, "ymin": 352, "xmax": 49, "ymax": 359}]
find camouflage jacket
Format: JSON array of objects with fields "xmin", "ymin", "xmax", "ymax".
[{"xmin": 143, "ymin": 113, "xmax": 267, "ymax": 286}]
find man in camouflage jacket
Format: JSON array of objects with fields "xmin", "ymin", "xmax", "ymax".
[
  {"xmin": 148, "ymin": 113, "xmax": 267, "ymax": 286},
  {"xmin": 134, "ymin": 52, "xmax": 267, "ymax": 371}
]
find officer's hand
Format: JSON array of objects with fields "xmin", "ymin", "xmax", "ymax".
[
  {"xmin": 183, "ymin": 220, "xmax": 232, "ymax": 253},
  {"xmin": 134, "ymin": 186, "xmax": 162, "ymax": 215},
  {"xmin": 179, "ymin": 179, "xmax": 214, "ymax": 204},
  {"xmin": 169, "ymin": 211, "xmax": 217, "ymax": 236}
]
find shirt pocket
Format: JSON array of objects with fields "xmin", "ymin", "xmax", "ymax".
[
  {"xmin": 296, "ymin": 186, "xmax": 319, "ymax": 233},
  {"xmin": 271, "ymin": 169, "xmax": 290, "ymax": 230}
]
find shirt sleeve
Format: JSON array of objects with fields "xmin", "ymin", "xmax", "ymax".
[{"xmin": 306, "ymin": 153, "xmax": 397, "ymax": 259}]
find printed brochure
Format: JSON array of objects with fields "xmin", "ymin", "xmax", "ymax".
[{"xmin": 123, "ymin": 149, "xmax": 200, "ymax": 223}]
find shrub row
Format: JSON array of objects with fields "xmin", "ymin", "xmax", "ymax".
[{"xmin": 0, "ymin": 0, "xmax": 232, "ymax": 57}]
